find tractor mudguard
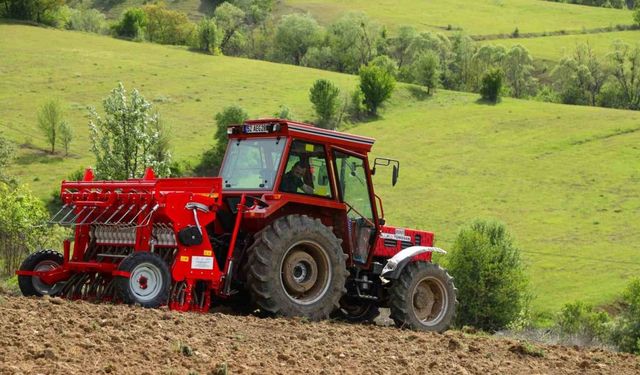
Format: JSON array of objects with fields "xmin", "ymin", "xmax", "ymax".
[{"xmin": 381, "ymin": 246, "xmax": 447, "ymax": 279}]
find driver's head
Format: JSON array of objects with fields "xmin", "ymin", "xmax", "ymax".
[{"xmin": 292, "ymin": 161, "xmax": 307, "ymax": 178}]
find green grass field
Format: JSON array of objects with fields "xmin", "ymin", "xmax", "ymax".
[
  {"xmin": 2, "ymin": 24, "xmax": 640, "ymax": 316},
  {"xmin": 489, "ymin": 30, "xmax": 640, "ymax": 62},
  {"xmin": 279, "ymin": 0, "xmax": 633, "ymax": 35}
]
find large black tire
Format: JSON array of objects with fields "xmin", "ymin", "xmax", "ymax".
[
  {"xmin": 334, "ymin": 297, "xmax": 380, "ymax": 323},
  {"xmin": 18, "ymin": 250, "xmax": 65, "ymax": 297},
  {"xmin": 389, "ymin": 262, "xmax": 457, "ymax": 332},
  {"xmin": 115, "ymin": 252, "xmax": 171, "ymax": 308},
  {"xmin": 245, "ymin": 215, "xmax": 347, "ymax": 320}
]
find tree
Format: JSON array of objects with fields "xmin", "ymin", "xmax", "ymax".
[
  {"xmin": 37, "ymin": 99, "xmax": 64, "ymax": 154},
  {"xmin": 309, "ymin": 79, "xmax": 341, "ymax": 129},
  {"xmin": 326, "ymin": 12, "xmax": 382, "ymax": 73},
  {"xmin": 406, "ymin": 32, "xmax": 453, "ymax": 88},
  {"xmin": 369, "ymin": 55, "xmax": 398, "ymax": 78},
  {"xmin": 608, "ymin": 41, "xmax": 640, "ymax": 110},
  {"xmin": 89, "ymin": 83, "xmax": 171, "ymax": 180},
  {"xmin": 114, "ymin": 8, "xmax": 147, "ymax": 40},
  {"xmin": 194, "ymin": 17, "xmax": 221, "ymax": 54},
  {"xmin": 634, "ymin": 8, "xmax": 640, "ymax": 27},
  {"xmin": 198, "ymin": 105, "xmax": 249, "ymax": 175},
  {"xmin": 449, "ymin": 33, "xmax": 477, "ymax": 91},
  {"xmin": 142, "ymin": 3, "xmax": 193, "ymax": 45},
  {"xmin": 551, "ymin": 43, "xmax": 607, "ymax": 106},
  {"xmin": 503, "ymin": 45, "xmax": 537, "ymax": 98},
  {"xmin": 480, "ymin": 67, "xmax": 504, "ymax": 103},
  {"xmin": 387, "ymin": 25, "xmax": 418, "ymax": 69},
  {"xmin": 0, "ymin": 0, "xmax": 64, "ymax": 25},
  {"xmin": 0, "ymin": 134, "xmax": 15, "ymax": 184},
  {"xmin": 214, "ymin": 2, "xmax": 246, "ymax": 55},
  {"xmin": 358, "ymin": 65, "xmax": 395, "ymax": 116},
  {"xmin": 471, "ymin": 44, "xmax": 506, "ymax": 91},
  {"xmin": 611, "ymin": 278, "xmax": 640, "ymax": 354},
  {"xmin": 447, "ymin": 220, "xmax": 529, "ymax": 332},
  {"xmin": 273, "ymin": 13, "xmax": 323, "ymax": 65},
  {"xmin": 411, "ymin": 51, "xmax": 440, "ymax": 94},
  {"xmin": 58, "ymin": 120, "xmax": 72, "ymax": 156}
]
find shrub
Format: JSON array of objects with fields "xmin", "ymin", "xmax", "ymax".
[
  {"xmin": 611, "ymin": 278, "xmax": 640, "ymax": 354},
  {"xmin": 142, "ymin": 3, "xmax": 194, "ymax": 45},
  {"xmin": 348, "ymin": 89, "xmax": 367, "ymax": 121},
  {"xmin": 369, "ymin": 55, "xmax": 398, "ymax": 78},
  {"xmin": 273, "ymin": 105, "xmax": 293, "ymax": 120},
  {"xmin": 634, "ymin": 8, "xmax": 640, "ymax": 27},
  {"xmin": 68, "ymin": 8, "xmax": 107, "ymax": 34},
  {"xmin": 555, "ymin": 301, "xmax": 611, "ymax": 344},
  {"xmin": 309, "ymin": 79, "xmax": 340, "ymax": 129},
  {"xmin": 447, "ymin": 219, "xmax": 529, "ymax": 332},
  {"xmin": 479, "ymin": 68, "xmax": 504, "ymax": 103},
  {"xmin": 358, "ymin": 65, "xmax": 395, "ymax": 116},
  {"xmin": 58, "ymin": 120, "xmax": 72, "ymax": 156},
  {"xmin": 114, "ymin": 8, "xmax": 147, "ymax": 40},
  {"xmin": 0, "ymin": 135, "xmax": 15, "ymax": 184}
]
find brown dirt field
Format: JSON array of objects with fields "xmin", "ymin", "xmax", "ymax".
[{"xmin": 0, "ymin": 295, "xmax": 638, "ymax": 375}]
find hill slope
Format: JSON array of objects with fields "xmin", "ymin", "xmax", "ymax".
[
  {"xmin": 279, "ymin": 0, "xmax": 633, "ymax": 35},
  {"xmin": 1, "ymin": 25, "xmax": 640, "ymax": 315}
]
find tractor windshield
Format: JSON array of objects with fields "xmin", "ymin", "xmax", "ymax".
[{"xmin": 220, "ymin": 138, "xmax": 285, "ymax": 190}]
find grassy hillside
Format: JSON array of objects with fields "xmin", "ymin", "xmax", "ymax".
[
  {"xmin": 487, "ymin": 30, "xmax": 640, "ymax": 62},
  {"xmin": 279, "ymin": 0, "xmax": 633, "ymax": 35},
  {"xmin": 2, "ymin": 24, "xmax": 640, "ymax": 316}
]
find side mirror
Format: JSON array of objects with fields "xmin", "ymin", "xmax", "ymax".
[{"xmin": 392, "ymin": 165, "xmax": 399, "ymax": 186}]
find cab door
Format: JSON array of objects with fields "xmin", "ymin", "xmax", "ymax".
[{"xmin": 332, "ymin": 149, "xmax": 378, "ymax": 264}]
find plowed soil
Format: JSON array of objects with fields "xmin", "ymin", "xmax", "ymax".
[{"xmin": 0, "ymin": 294, "xmax": 638, "ymax": 375}]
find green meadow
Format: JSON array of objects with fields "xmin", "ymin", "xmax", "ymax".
[
  {"xmin": 1, "ymin": 24, "xmax": 640, "ymax": 316},
  {"xmin": 486, "ymin": 30, "xmax": 640, "ymax": 62},
  {"xmin": 279, "ymin": 0, "xmax": 633, "ymax": 35}
]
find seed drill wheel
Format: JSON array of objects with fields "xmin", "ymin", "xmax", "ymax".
[
  {"xmin": 18, "ymin": 250, "xmax": 65, "ymax": 297},
  {"xmin": 115, "ymin": 252, "xmax": 171, "ymax": 308},
  {"xmin": 245, "ymin": 215, "xmax": 347, "ymax": 320},
  {"xmin": 389, "ymin": 262, "xmax": 457, "ymax": 332}
]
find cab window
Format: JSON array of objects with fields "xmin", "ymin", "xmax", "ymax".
[{"xmin": 279, "ymin": 140, "xmax": 332, "ymax": 198}]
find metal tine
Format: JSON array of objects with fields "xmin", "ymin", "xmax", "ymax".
[
  {"xmin": 127, "ymin": 203, "xmax": 148, "ymax": 225},
  {"xmin": 62, "ymin": 206, "xmax": 87, "ymax": 226},
  {"xmin": 103, "ymin": 204, "xmax": 125, "ymax": 225},
  {"xmin": 89, "ymin": 206, "xmax": 110, "ymax": 225},
  {"xmin": 137, "ymin": 204, "xmax": 159, "ymax": 227},
  {"xmin": 113, "ymin": 204, "xmax": 135, "ymax": 225},
  {"xmin": 55, "ymin": 204, "xmax": 77, "ymax": 225},
  {"xmin": 49, "ymin": 204, "xmax": 70, "ymax": 223},
  {"xmin": 77, "ymin": 206, "xmax": 97, "ymax": 226}
]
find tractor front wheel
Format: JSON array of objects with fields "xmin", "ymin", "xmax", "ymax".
[
  {"xmin": 389, "ymin": 262, "xmax": 457, "ymax": 332},
  {"xmin": 115, "ymin": 252, "xmax": 171, "ymax": 308},
  {"xmin": 18, "ymin": 250, "xmax": 65, "ymax": 297},
  {"xmin": 245, "ymin": 215, "xmax": 347, "ymax": 320}
]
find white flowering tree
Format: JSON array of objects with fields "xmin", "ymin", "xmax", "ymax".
[{"xmin": 89, "ymin": 83, "xmax": 171, "ymax": 180}]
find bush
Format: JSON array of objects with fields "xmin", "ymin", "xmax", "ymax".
[
  {"xmin": 555, "ymin": 301, "xmax": 611, "ymax": 344},
  {"xmin": 113, "ymin": 8, "xmax": 147, "ymax": 40},
  {"xmin": 634, "ymin": 8, "xmax": 640, "ymax": 27},
  {"xmin": 348, "ymin": 89, "xmax": 367, "ymax": 121},
  {"xmin": 479, "ymin": 68, "xmax": 504, "ymax": 103},
  {"xmin": 273, "ymin": 105, "xmax": 293, "ymax": 120},
  {"xmin": 0, "ymin": 135, "xmax": 15, "ymax": 184},
  {"xmin": 358, "ymin": 65, "xmax": 395, "ymax": 116},
  {"xmin": 142, "ymin": 3, "xmax": 194, "ymax": 45},
  {"xmin": 611, "ymin": 278, "xmax": 640, "ymax": 354},
  {"xmin": 69, "ymin": 8, "xmax": 107, "ymax": 34},
  {"xmin": 309, "ymin": 79, "xmax": 340, "ymax": 129},
  {"xmin": 447, "ymin": 220, "xmax": 529, "ymax": 332}
]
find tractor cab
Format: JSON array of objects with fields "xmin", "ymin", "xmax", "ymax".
[{"xmin": 219, "ymin": 119, "xmax": 382, "ymax": 267}]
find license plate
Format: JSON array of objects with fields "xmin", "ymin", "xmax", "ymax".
[{"xmin": 243, "ymin": 124, "xmax": 269, "ymax": 133}]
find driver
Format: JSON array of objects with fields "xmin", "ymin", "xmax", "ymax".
[{"xmin": 280, "ymin": 161, "xmax": 314, "ymax": 194}]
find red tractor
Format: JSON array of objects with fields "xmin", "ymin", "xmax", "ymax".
[{"xmin": 17, "ymin": 119, "xmax": 457, "ymax": 332}]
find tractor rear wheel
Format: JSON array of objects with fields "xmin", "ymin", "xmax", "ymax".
[
  {"xmin": 115, "ymin": 252, "xmax": 170, "ymax": 308},
  {"xmin": 389, "ymin": 262, "xmax": 457, "ymax": 332},
  {"xmin": 18, "ymin": 250, "xmax": 65, "ymax": 297},
  {"xmin": 245, "ymin": 215, "xmax": 347, "ymax": 320}
]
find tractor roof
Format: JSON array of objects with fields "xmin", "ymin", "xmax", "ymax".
[{"xmin": 227, "ymin": 119, "xmax": 375, "ymax": 154}]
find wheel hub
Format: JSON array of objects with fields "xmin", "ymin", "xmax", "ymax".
[
  {"xmin": 129, "ymin": 263, "xmax": 163, "ymax": 302},
  {"xmin": 280, "ymin": 241, "xmax": 331, "ymax": 305},
  {"xmin": 32, "ymin": 260, "xmax": 63, "ymax": 295},
  {"xmin": 412, "ymin": 277, "xmax": 447, "ymax": 325}
]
